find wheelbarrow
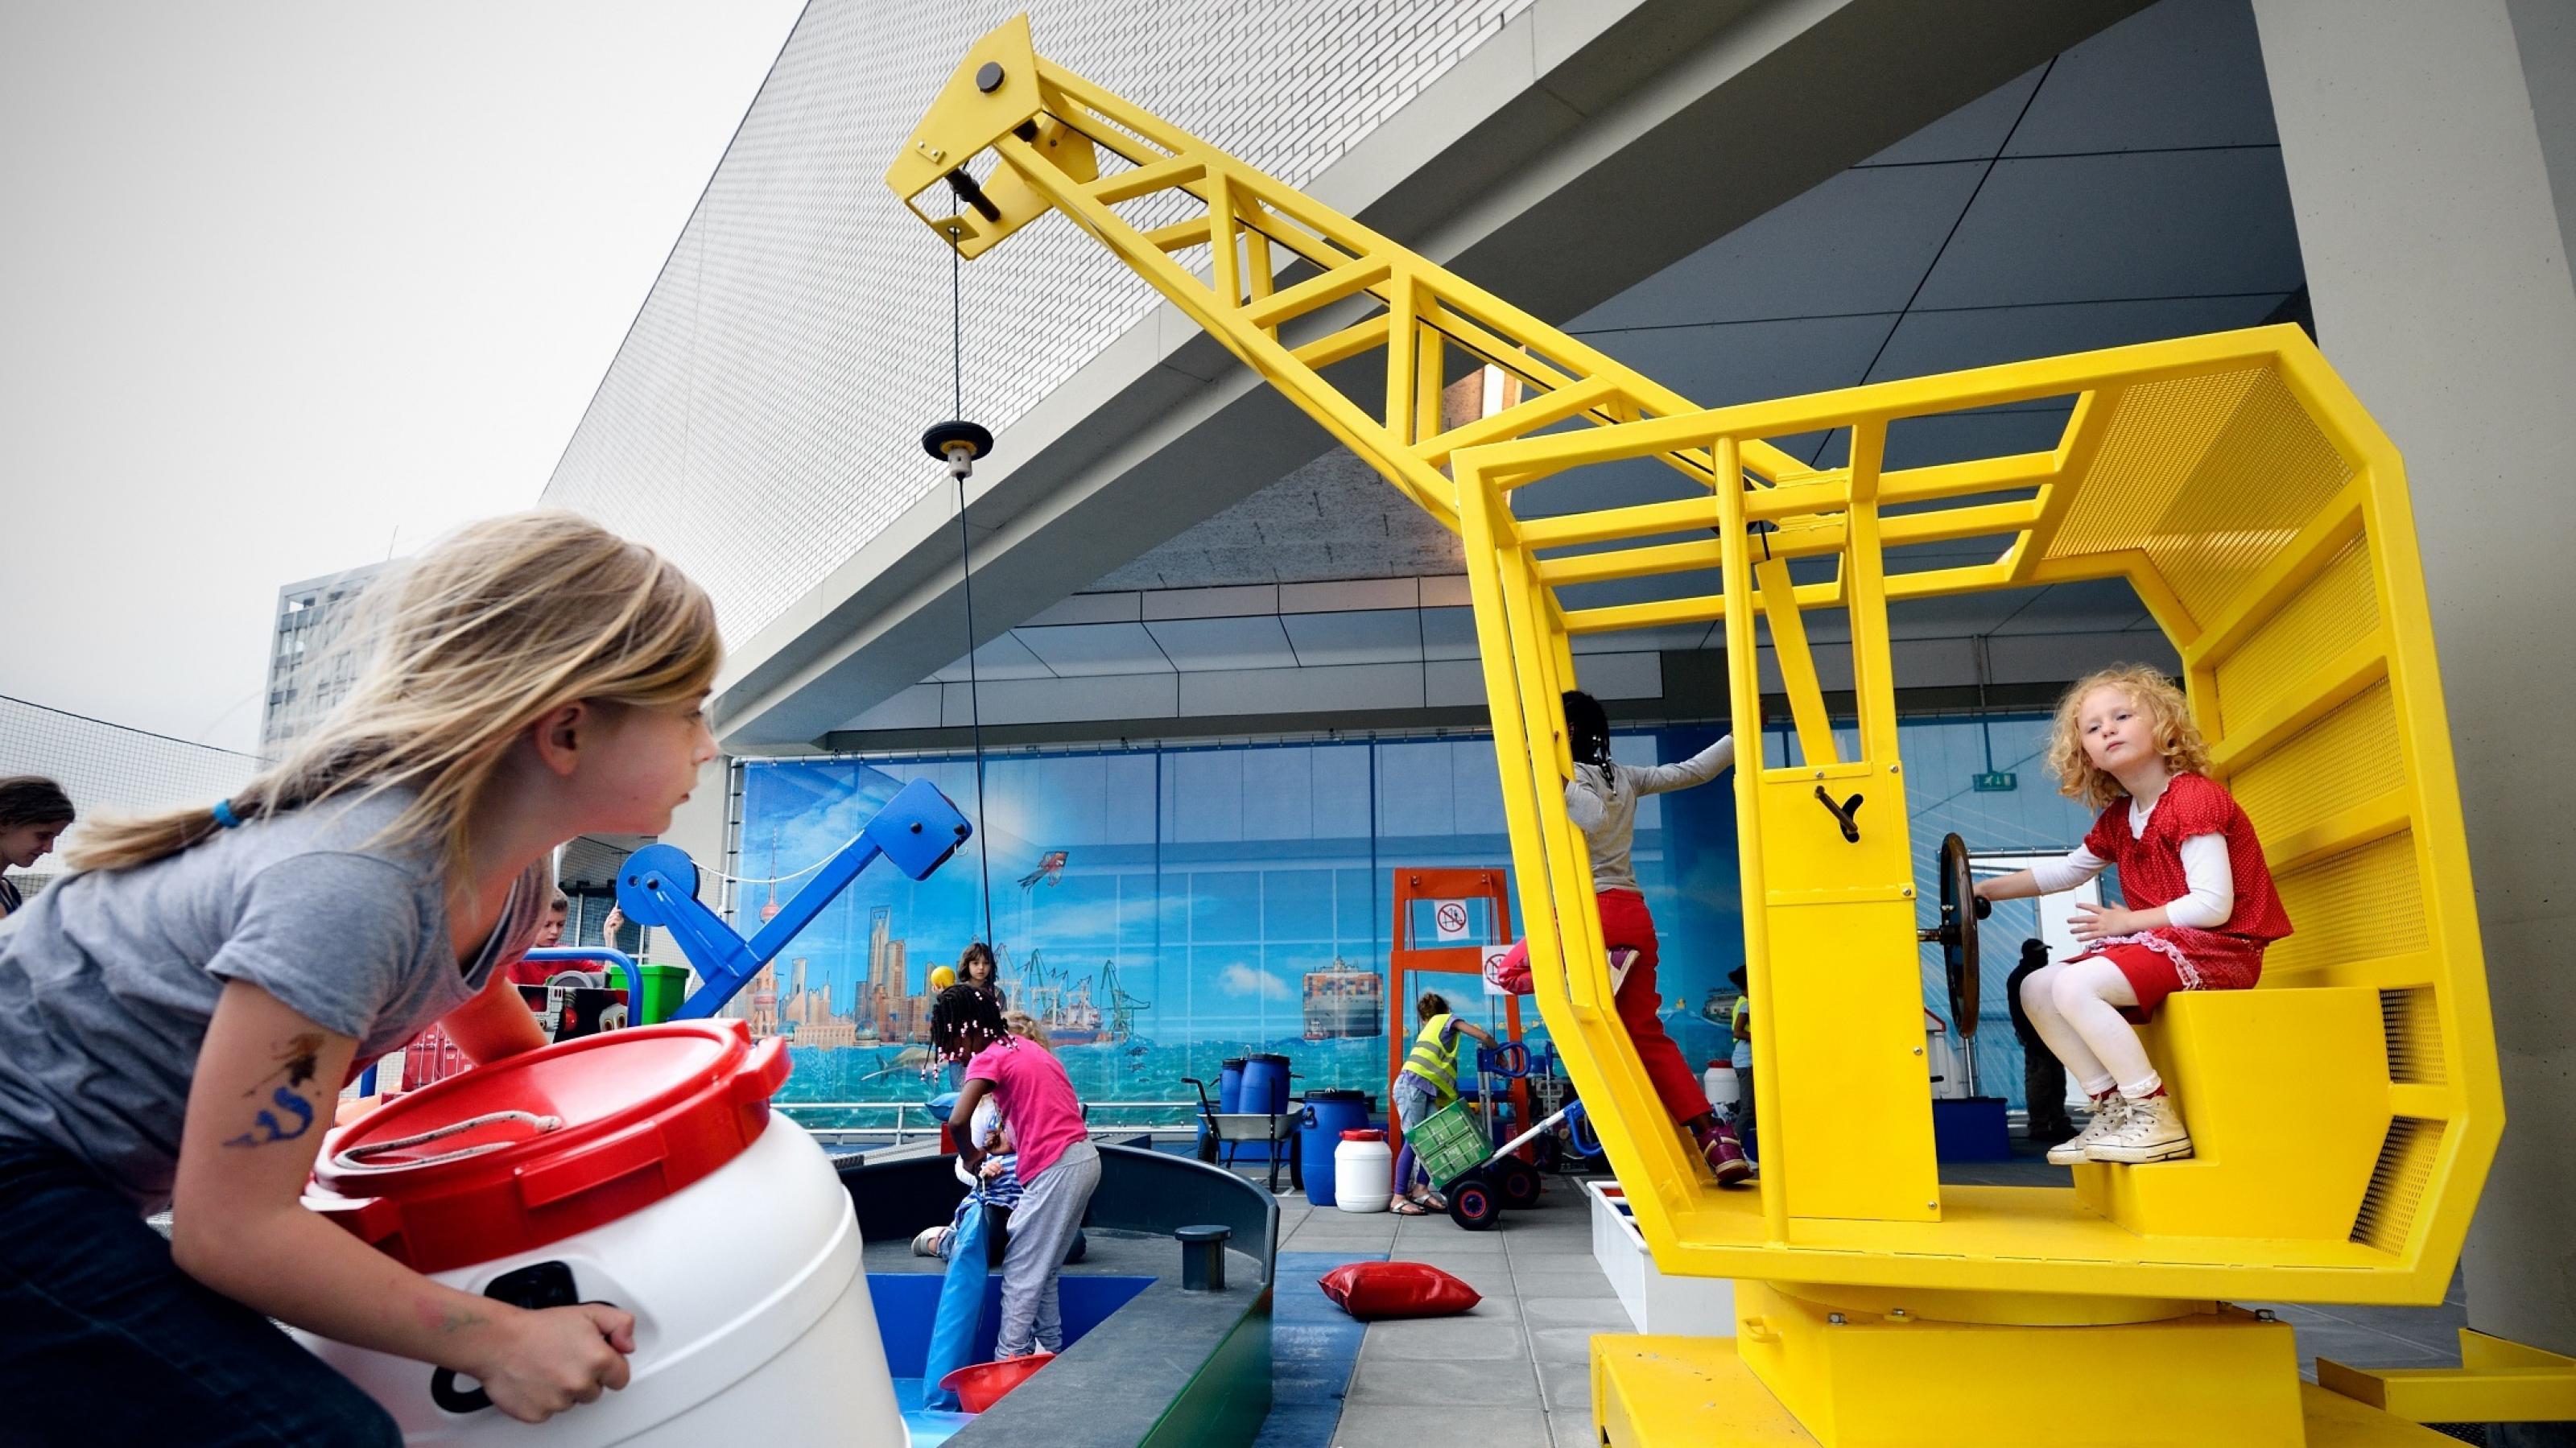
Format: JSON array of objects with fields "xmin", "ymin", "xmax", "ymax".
[{"xmin": 1180, "ymin": 1075, "xmax": 1301, "ymax": 1192}]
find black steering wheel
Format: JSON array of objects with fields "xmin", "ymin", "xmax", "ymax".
[{"xmin": 1918, "ymin": 833, "xmax": 1990, "ymax": 1032}]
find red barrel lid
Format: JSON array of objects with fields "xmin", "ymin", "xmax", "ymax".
[
  {"xmin": 1340, "ymin": 1128, "xmax": 1386, "ymax": 1142},
  {"xmin": 309, "ymin": 1019, "xmax": 789, "ymax": 1273}
]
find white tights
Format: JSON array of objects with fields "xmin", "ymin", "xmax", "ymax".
[{"xmin": 2017, "ymin": 957, "xmax": 2162, "ymax": 1100}]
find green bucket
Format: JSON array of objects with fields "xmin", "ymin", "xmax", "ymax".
[{"xmin": 637, "ymin": 963, "xmax": 690, "ymax": 1025}]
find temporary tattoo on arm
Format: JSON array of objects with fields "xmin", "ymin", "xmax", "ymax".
[
  {"xmin": 246, "ymin": 1032, "xmax": 326, "ymax": 1092},
  {"xmin": 220, "ymin": 1031, "xmax": 328, "ymax": 1148},
  {"xmin": 221, "ymin": 1086, "xmax": 315, "ymax": 1148}
]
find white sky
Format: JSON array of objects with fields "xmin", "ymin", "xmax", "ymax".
[{"xmin": 0, "ymin": 1, "xmax": 804, "ymax": 753}]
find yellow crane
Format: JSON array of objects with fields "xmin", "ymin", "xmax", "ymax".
[{"xmin": 890, "ymin": 17, "xmax": 2549, "ymax": 1444}]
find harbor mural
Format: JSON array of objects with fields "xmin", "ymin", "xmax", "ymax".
[
  {"xmin": 726, "ymin": 731, "xmax": 1746, "ymax": 1126},
  {"xmin": 725, "ymin": 716, "xmax": 2094, "ymax": 1126}
]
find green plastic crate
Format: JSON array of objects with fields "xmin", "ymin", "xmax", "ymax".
[{"xmin": 1409, "ymin": 1100, "xmax": 1492, "ymax": 1188}]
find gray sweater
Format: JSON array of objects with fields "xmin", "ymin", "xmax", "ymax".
[{"xmin": 1562, "ymin": 736, "xmax": 1736, "ymax": 893}]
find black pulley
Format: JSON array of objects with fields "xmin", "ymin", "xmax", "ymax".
[
  {"xmin": 922, "ymin": 419, "xmax": 993, "ymax": 464},
  {"xmin": 1917, "ymin": 831, "xmax": 1990, "ymax": 1031}
]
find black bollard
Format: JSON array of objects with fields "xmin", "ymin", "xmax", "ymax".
[{"xmin": 1175, "ymin": 1223, "xmax": 1230, "ymax": 1292}]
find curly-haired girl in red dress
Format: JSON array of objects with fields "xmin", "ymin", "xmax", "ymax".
[{"xmin": 1973, "ymin": 665, "xmax": 2292, "ymax": 1165}]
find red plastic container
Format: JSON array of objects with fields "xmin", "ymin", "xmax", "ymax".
[
  {"xmin": 938, "ymin": 1353, "xmax": 1055, "ymax": 1413},
  {"xmin": 309, "ymin": 1019, "xmax": 788, "ymax": 1273}
]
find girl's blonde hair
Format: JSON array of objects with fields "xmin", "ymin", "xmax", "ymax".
[
  {"xmin": 2046, "ymin": 663, "xmax": 2210, "ymax": 810},
  {"xmin": 69, "ymin": 510, "xmax": 719, "ymax": 876},
  {"xmin": 1001, "ymin": 1010, "xmax": 1055, "ymax": 1054}
]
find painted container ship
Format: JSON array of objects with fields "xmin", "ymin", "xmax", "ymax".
[{"xmin": 1302, "ymin": 962, "xmax": 1384, "ymax": 1040}]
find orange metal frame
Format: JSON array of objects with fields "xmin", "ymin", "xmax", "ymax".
[{"xmin": 1385, "ymin": 866, "xmax": 1533, "ymax": 1157}]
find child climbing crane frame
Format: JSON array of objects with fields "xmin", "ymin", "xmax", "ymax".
[{"xmin": 890, "ymin": 17, "xmax": 2512, "ymax": 1442}]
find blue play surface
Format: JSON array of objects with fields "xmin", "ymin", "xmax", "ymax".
[
  {"xmin": 1250, "ymin": 1250, "xmax": 1386, "ymax": 1448},
  {"xmin": 869, "ymin": 1272, "xmax": 1153, "ymax": 1442},
  {"xmin": 891, "ymin": 1374, "xmax": 976, "ymax": 1446}
]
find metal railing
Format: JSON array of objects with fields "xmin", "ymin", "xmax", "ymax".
[{"xmin": 775, "ymin": 1098, "xmax": 1203, "ymax": 1146}]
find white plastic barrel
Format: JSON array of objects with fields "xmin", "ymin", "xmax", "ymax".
[
  {"xmin": 291, "ymin": 1022, "xmax": 904, "ymax": 1446},
  {"xmin": 1333, "ymin": 1131, "xmax": 1393, "ymax": 1214},
  {"xmin": 1703, "ymin": 1060, "xmax": 1740, "ymax": 1109}
]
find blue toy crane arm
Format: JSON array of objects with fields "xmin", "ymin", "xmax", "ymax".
[
  {"xmin": 613, "ymin": 848, "xmax": 759, "ymax": 1017},
  {"xmin": 741, "ymin": 835, "xmax": 885, "ymax": 965},
  {"xmin": 614, "ymin": 778, "xmax": 974, "ymax": 1021}
]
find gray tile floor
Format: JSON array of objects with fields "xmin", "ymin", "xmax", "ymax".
[
  {"xmin": 1274, "ymin": 1179, "xmax": 1612, "ymax": 1448},
  {"xmin": 1241, "ymin": 1145, "xmax": 2489, "ymax": 1448}
]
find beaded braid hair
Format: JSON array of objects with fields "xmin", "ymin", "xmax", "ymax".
[{"xmin": 931, "ymin": 983, "xmax": 1009, "ymax": 1062}]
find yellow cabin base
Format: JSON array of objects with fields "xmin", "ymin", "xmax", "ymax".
[{"xmin": 1593, "ymin": 1327, "xmax": 2466, "ymax": 1447}]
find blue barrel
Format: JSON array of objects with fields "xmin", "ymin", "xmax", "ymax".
[
  {"xmin": 1299, "ymin": 1090, "xmax": 1373, "ymax": 1207},
  {"xmin": 1241, "ymin": 1054, "xmax": 1292, "ymax": 1115},
  {"xmin": 1217, "ymin": 1058, "xmax": 1248, "ymax": 1114}
]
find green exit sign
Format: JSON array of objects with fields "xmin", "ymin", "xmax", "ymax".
[{"xmin": 1973, "ymin": 771, "xmax": 2018, "ymax": 793}]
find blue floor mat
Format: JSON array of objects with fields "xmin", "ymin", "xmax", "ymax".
[
  {"xmin": 1249, "ymin": 1249, "xmax": 1386, "ymax": 1448},
  {"xmin": 892, "ymin": 1375, "xmax": 977, "ymax": 1446}
]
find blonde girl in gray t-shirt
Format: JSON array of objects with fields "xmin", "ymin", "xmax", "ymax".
[{"xmin": 0, "ymin": 512, "xmax": 720, "ymax": 1445}]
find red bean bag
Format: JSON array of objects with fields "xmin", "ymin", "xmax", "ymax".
[{"xmin": 1317, "ymin": 1260, "xmax": 1482, "ymax": 1320}]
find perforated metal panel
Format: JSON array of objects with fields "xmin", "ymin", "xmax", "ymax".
[
  {"xmin": 544, "ymin": 0, "xmax": 1536, "ymax": 648},
  {"xmin": 2048, "ymin": 365, "xmax": 2353, "ymax": 631},
  {"xmin": 2228, "ymin": 675, "xmax": 2403, "ymax": 843},
  {"xmin": 2380, "ymin": 986, "xmax": 2446, "ymax": 1087},
  {"xmin": 2215, "ymin": 531, "xmax": 2376, "ymax": 733},
  {"xmin": 2352, "ymin": 1116, "xmax": 2442, "ymax": 1253},
  {"xmin": 2147, "ymin": 368, "xmax": 2353, "ymax": 622},
  {"xmin": 2266, "ymin": 831, "xmax": 2429, "ymax": 979},
  {"xmin": 2048, "ymin": 368, "xmax": 2260, "ymax": 563}
]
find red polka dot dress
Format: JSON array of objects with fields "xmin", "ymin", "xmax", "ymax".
[{"xmin": 2076, "ymin": 773, "xmax": 2293, "ymax": 1013}]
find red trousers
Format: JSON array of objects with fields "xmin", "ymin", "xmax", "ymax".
[{"xmin": 1596, "ymin": 889, "xmax": 1712, "ymax": 1127}]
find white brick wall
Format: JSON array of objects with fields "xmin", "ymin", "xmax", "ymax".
[{"xmin": 544, "ymin": 0, "xmax": 1535, "ymax": 649}]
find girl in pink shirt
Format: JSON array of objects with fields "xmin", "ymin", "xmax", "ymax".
[{"xmin": 937, "ymin": 986, "xmax": 1098, "ymax": 1358}]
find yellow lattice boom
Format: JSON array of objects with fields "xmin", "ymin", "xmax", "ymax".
[{"xmin": 892, "ymin": 18, "xmax": 2500, "ymax": 1314}]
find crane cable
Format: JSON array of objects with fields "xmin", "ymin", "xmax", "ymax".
[{"xmin": 944, "ymin": 225, "xmax": 998, "ymax": 956}]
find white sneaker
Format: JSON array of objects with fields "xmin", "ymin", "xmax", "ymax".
[
  {"xmin": 912, "ymin": 1225, "xmax": 948, "ymax": 1257},
  {"xmin": 2085, "ymin": 1094, "xmax": 2194, "ymax": 1164},
  {"xmin": 2047, "ymin": 1096, "xmax": 2128, "ymax": 1165}
]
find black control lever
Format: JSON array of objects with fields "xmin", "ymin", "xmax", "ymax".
[{"xmin": 1814, "ymin": 786, "xmax": 1864, "ymax": 844}]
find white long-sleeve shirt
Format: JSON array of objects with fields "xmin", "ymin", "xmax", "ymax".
[
  {"xmin": 1563, "ymin": 736, "xmax": 1735, "ymax": 893},
  {"xmin": 2029, "ymin": 790, "xmax": 2234, "ymax": 929}
]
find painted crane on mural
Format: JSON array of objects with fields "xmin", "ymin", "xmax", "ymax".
[{"xmin": 887, "ymin": 17, "xmax": 2516, "ymax": 1443}]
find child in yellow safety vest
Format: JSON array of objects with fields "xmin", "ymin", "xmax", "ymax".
[{"xmin": 1389, "ymin": 991, "xmax": 1497, "ymax": 1215}]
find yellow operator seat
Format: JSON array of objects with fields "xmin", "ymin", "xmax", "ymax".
[{"xmin": 890, "ymin": 19, "xmax": 2506, "ymax": 1445}]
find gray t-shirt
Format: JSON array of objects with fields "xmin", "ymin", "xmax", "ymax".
[
  {"xmin": 1561, "ymin": 736, "xmax": 1736, "ymax": 893},
  {"xmin": 0, "ymin": 788, "xmax": 546, "ymax": 1211}
]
